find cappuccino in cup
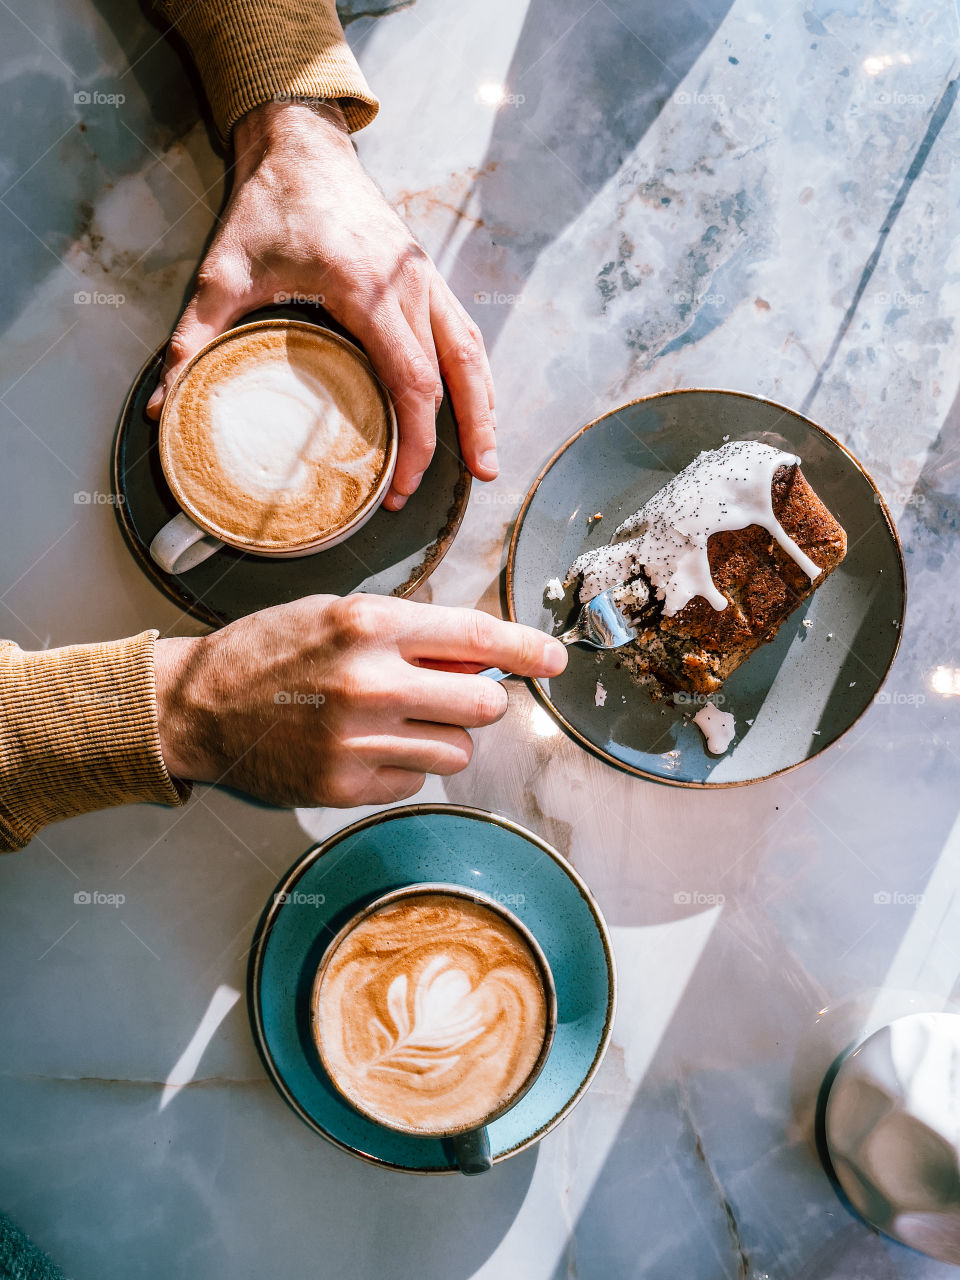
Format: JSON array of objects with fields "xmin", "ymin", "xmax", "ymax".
[
  {"xmin": 150, "ymin": 320, "xmax": 396, "ymax": 574},
  {"xmin": 312, "ymin": 886, "xmax": 554, "ymax": 1137}
]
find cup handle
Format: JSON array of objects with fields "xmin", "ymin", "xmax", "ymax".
[
  {"xmin": 450, "ymin": 1126, "xmax": 492, "ymax": 1176},
  {"xmin": 149, "ymin": 511, "xmax": 223, "ymax": 575}
]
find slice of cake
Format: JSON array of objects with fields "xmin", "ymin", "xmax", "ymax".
[{"xmin": 567, "ymin": 440, "xmax": 847, "ymax": 697}]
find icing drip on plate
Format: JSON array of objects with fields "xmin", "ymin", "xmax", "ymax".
[
  {"xmin": 693, "ymin": 702, "xmax": 736, "ymax": 754},
  {"xmin": 569, "ymin": 440, "xmax": 821, "ymax": 616}
]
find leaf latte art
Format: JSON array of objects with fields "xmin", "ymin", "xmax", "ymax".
[{"xmin": 314, "ymin": 894, "xmax": 549, "ymax": 1134}]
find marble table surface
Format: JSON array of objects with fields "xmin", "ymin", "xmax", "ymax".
[{"xmin": 1, "ymin": 0, "xmax": 959, "ymax": 1276}]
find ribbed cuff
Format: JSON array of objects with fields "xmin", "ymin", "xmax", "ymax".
[
  {"xmin": 0, "ymin": 632, "xmax": 190, "ymax": 853},
  {"xmin": 155, "ymin": 0, "xmax": 380, "ymax": 142}
]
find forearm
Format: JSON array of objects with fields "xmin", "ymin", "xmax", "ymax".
[
  {"xmin": 0, "ymin": 633, "xmax": 190, "ymax": 852},
  {"xmin": 153, "ymin": 0, "xmax": 379, "ymax": 143}
]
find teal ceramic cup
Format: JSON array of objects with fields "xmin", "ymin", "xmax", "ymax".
[{"xmin": 309, "ymin": 882, "xmax": 558, "ymax": 1176}]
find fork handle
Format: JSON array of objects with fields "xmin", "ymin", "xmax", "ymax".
[
  {"xmin": 477, "ymin": 667, "xmax": 512, "ymax": 681},
  {"xmin": 558, "ymin": 625, "xmax": 585, "ymax": 646}
]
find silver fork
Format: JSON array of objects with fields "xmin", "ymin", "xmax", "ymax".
[{"xmin": 479, "ymin": 588, "xmax": 641, "ymax": 682}]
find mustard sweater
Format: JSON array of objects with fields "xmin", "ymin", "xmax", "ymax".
[{"xmin": 0, "ymin": 0, "xmax": 378, "ymax": 851}]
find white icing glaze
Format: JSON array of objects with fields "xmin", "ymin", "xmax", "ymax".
[
  {"xmin": 545, "ymin": 576, "xmax": 565, "ymax": 601},
  {"xmin": 570, "ymin": 441, "xmax": 821, "ymax": 616},
  {"xmin": 693, "ymin": 702, "xmax": 736, "ymax": 753},
  {"xmin": 611, "ymin": 577, "xmax": 650, "ymax": 616}
]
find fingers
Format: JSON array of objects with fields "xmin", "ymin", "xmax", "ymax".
[
  {"xmin": 366, "ymin": 768, "xmax": 427, "ymax": 805},
  {"xmin": 400, "ymin": 670, "xmax": 510, "ymax": 728},
  {"xmin": 145, "ymin": 271, "xmax": 257, "ymax": 421},
  {"xmin": 356, "ymin": 303, "xmax": 441, "ymax": 511},
  {"xmin": 393, "ymin": 602, "xmax": 568, "ymax": 677},
  {"xmin": 350, "ymin": 722, "xmax": 475, "ymax": 775},
  {"xmin": 445, "ymin": 289, "xmax": 495, "ymax": 411},
  {"xmin": 430, "ymin": 281, "xmax": 497, "ymax": 481}
]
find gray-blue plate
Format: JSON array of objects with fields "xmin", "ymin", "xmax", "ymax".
[{"xmin": 506, "ymin": 389, "xmax": 905, "ymax": 787}]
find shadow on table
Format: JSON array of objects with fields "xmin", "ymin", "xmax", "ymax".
[{"xmin": 445, "ymin": 0, "xmax": 736, "ymax": 347}]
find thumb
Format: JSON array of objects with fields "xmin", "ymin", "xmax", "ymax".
[{"xmin": 145, "ymin": 280, "xmax": 252, "ymax": 420}]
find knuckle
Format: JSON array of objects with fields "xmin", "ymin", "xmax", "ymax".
[
  {"xmin": 195, "ymin": 251, "xmax": 248, "ymax": 297},
  {"xmin": 448, "ymin": 337, "xmax": 482, "ymax": 371},
  {"xmin": 397, "ymin": 246, "xmax": 430, "ymax": 293},
  {"xmin": 464, "ymin": 609, "xmax": 495, "ymax": 652},
  {"xmin": 331, "ymin": 594, "xmax": 381, "ymax": 645},
  {"xmin": 470, "ymin": 407, "xmax": 496, "ymax": 438},
  {"xmin": 166, "ymin": 330, "xmax": 194, "ymax": 367},
  {"xmin": 399, "ymin": 356, "xmax": 442, "ymax": 401},
  {"xmin": 512, "ymin": 626, "xmax": 539, "ymax": 671},
  {"xmin": 460, "ymin": 315, "xmax": 484, "ymax": 347}
]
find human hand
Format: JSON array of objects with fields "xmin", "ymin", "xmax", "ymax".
[
  {"xmin": 154, "ymin": 594, "xmax": 566, "ymax": 806},
  {"xmin": 146, "ymin": 100, "xmax": 497, "ymax": 511}
]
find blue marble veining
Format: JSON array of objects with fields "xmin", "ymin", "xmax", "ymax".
[{"xmin": 1, "ymin": 0, "xmax": 960, "ymax": 1276}]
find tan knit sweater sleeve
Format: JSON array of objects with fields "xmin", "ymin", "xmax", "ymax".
[
  {"xmin": 154, "ymin": 0, "xmax": 379, "ymax": 141},
  {"xmin": 0, "ymin": 632, "xmax": 190, "ymax": 853}
]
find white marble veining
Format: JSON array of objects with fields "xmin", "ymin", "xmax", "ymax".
[{"xmin": 1, "ymin": 0, "xmax": 960, "ymax": 1276}]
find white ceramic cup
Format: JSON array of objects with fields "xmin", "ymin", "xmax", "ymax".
[{"xmin": 148, "ymin": 321, "xmax": 397, "ymax": 576}]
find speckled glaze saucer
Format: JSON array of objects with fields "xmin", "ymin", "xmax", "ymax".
[
  {"xmin": 112, "ymin": 304, "xmax": 470, "ymax": 626},
  {"xmin": 507, "ymin": 389, "xmax": 905, "ymax": 787},
  {"xmin": 247, "ymin": 804, "xmax": 616, "ymax": 1174}
]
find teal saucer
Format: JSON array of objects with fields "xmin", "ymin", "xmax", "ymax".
[{"xmin": 248, "ymin": 805, "xmax": 616, "ymax": 1174}]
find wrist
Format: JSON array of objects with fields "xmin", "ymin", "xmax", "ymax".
[
  {"xmin": 154, "ymin": 635, "xmax": 219, "ymax": 784},
  {"xmin": 232, "ymin": 100, "xmax": 351, "ymax": 175}
]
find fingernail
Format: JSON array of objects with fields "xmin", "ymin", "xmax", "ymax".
[
  {"xmin": 478, "ymin": 449, "xmax": 498, "ymax": 475},
  {"xmin": 389, "ymin": 492, "xmax": 407, "ymax": 510},
  {"xmin": 543, "ymin": 640, "xmax": 568, "ymax": 676}
]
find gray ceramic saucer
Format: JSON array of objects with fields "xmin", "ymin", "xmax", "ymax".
[
  {"xmin": 112, "ymin": 304, "xmax": 470, "ymax": 626},
  {"xmin": 506, "ymin": 389, "xmax": 905, "ymax": 787}
]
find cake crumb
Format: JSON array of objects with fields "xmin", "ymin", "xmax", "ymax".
[
  {"xmin": 802, "ymin": 619, "xmax": 813, "ymax": 629},
  {"xmin": 545, "ymin": 577, "xmax": 564, "ymax": 601},
  {"xmin": 595, "ymin": 680, "xmax": 607, "ymax": 707}
]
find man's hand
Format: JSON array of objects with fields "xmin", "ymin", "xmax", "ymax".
[
  {"xmin": 146, "ymin": 100, "xmax": 497, "ymax": 511},
  {"xmin": 154, "ymin": 595, "xmax": 566, "ymax": 807}
]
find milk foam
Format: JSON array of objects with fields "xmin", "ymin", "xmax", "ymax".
[
  {"xmin": 570, "ymin": 440, "xmax": 821, "ymax": 616},
  {"xmin": 208, "ymin": 361, "xmax": 361, "ymax": 497},
  {"xmin": 315, "ymin": 894, "xmax": 548, "ymax": 1134}
]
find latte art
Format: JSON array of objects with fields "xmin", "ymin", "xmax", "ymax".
[
  {"xmin": 160, "ymin": 324, "xmax": 391, "ymax": 551},
  {"xmin": 314, "ymin": 894, "xmax": 549, "ymax": 1134}
]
